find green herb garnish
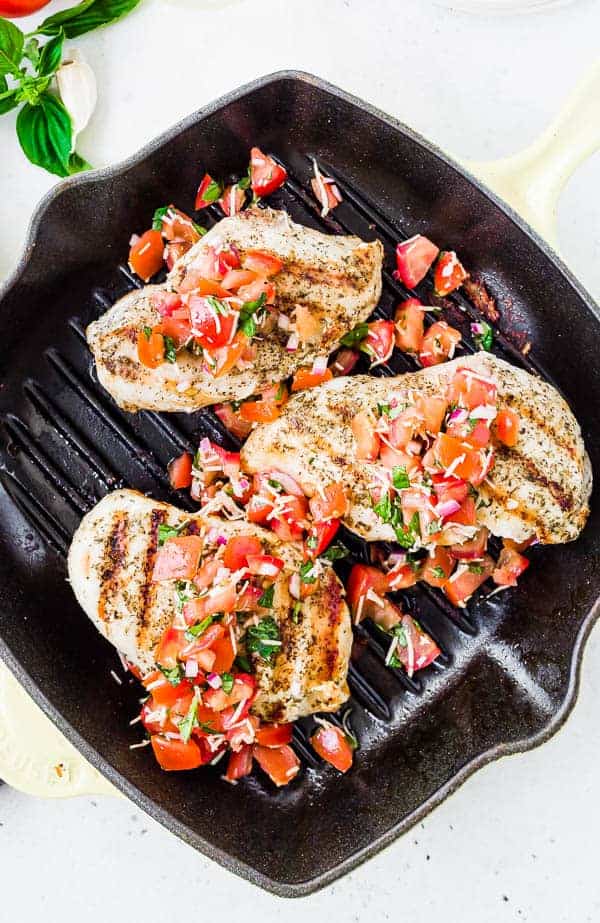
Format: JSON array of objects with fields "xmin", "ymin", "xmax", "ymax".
[
  {"xmin": 239, "ymin": 292, "xmax": 267, "ymax": 338},
  {"xmin": 431, "ymin": 565, "xmax": 447, "ymax": 579},
  {"xmin": 177, "ymin": 695, "xmax": 198, "ymax": 744},
  {"xmin": 340, "ymin": 323, "xmax": 368, "ymax": 348},
  {"xmin": 143, "ymin": 325, "xmax": 153, "ymax": 339},
  {"xmin": 221, "ymin": 672, "xmax": 234, "ymax": 694},
  {"xmin": 185, "ymin": 615, "xmax": 214, "ymax": 641},
  {"xmin": 158, "ymin": 523, "xmax": 185, "ymax": 546},
  {"xmin": 258, "ymin": 584, "xmax": 275, "ymax": 608},
  {"xmin": 391, "ymin": 466, "xmax": 410, "ymax": 490},
  {"xmin": 299, "ymin": 561, "xmax": 317, "ymax": 584},
  {"xmin": 291, "ymin": 601, "xmax": 302, "ymax": 623},
  {"xmin": 319, "ymin": 541, "xmax": 350, "ymax": 562},
  {"xmin": 473, "ymin": 321, "xmax": 493, "ymax": 352},
  {"xmin": 163, "ymin": 335, "xmax": 177, "ymax": 363},
  {"xmin": 152, "ymin": 205, "xmax": 169, "ymax": 230},
  {"xmin": 157, "ymin": 663, "xmax": 184, "ymax": 687},
  {"xmin": 468, "ymin": 563, "xmax": 484, "ymax": 574},
  {"xmin": 199, "ymin": 178, "xmax": 223, "ymax": 204},
  {"xmin": 245, "ymin": 617, "xmax": 281, "ymax": 661}
]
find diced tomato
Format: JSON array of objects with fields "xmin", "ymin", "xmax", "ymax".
[
  {"xmin": 216, "ymin": 244, "xmax": 241, "ymax": 276},
  {"xmin": 188, "ymin": 295, "xmax": 237, "ymax": 349},
  {"xmin": 140, "ymin": 700, "xmax": 168, "ymax": 735},
  {"xmin": 129, "ymin": 229, "xmax": 164, "ymax": 282},
  {"xmin": 211, "ymin": 634, "xmax": 236, "ymax": 673},
  {"xmin": 433, "ymin": 433, "xmax": 488, "ymax": 486},
  {"xmin": 294, "ymin": 303, "xmax": 322, "ymax": 343},
  {"xmin": 310, "ymin": 724, "xmax": 354, "ymax": 772},
  {"xmin": 195, "ymin": 173, "xmax": 222, "ymax": 210},
  {"xmin": 433, "ymin": 250, "xmax": 468, "ymax": 297},
  {"xmin": 443, "ymin": 554, "xmax": 495, "ymax": 607},
  {"xmin": 445, "ymin": 495, "xmax": 477, "ymax": 527},
  {"xmin": 184, "ymin": 585, "xmax": 236, "ymax": 622},
  {"xmin": 310, "ymin": 175, "xmax": 342, "ymax": 213},
  {"xmin": 239, "ymin": 399, "xmax": 281, "ymax": 424},
  {"xmin": 143, "ymin": 672, "xmax": 191, "ymax": 708},
  {"xmin": 387, "ymin": 562, "xmax": 419, "ymax": 590},
  {"xmin": 416, "ymin": 395, "xmax": 447, "ymax": 435},
  {"xmin": 246, "ymin": 554, "xmax": 284, "ymax": 577},
  {"xmin": 419, "ymin": 321, "xmax": 462, "ymax": 367},
  {"xmin": 309, "ymin": 483, "xmax": 348, "ymax": 521},
  {"xmin": 393, "ymin": 615, "xmax": 441, "ymax": 674},
  {"xmin": 204, "ymin": 674, "xmax": 256, "ymax": 713},
  {"xmin": 137, "ymin": 326, "xmax": 165, "ymax": 369},
  {"xmin": 459, "ymin": 419, "xmax": 491, "ymax": 449},
  {"xmin": 160, "ymin": 206, "xmax": 202, "ymax": 245},
  {"xmin": 305, "ymin": 519, "xmax": 340, "ymax": 558},
  {"xmin": 160, "ymin": 312, "xmax": 192, "ymax": 348},
  {"xmin": 394, "ymin": 298, "xmax": 425, "ymax": 353},
  {"xmin": 493, "ymin": 546, "xmax": 529, "ymax": 587},
  {"xmin": 346, "ymin": 564, "xmax": 389, "ymax": 614},
  {"xmin": 362, "ymin": 320, "xmax": 395, "ymax": 367},
  {"xmin": 247, "ymin": 493, "xmax": 274, "ymax": 524},
  {"xmin": 448, "ymin": 367, "xmax": 497, "ymax": 410},
  {"xmin": 379, "ymin": 443, "xmax": 422, "ymax": 476},
  {"xmin": 422, "ymin": 546, "xmax": 455, "ymax": 587},
  {"xmin": 212, "ymin": 333, "xmax": 248, "ymax": 378},
  {"xmin": 219, "ymin": 184, "xmax": 246, "ymax": 217},
  {"xmin": 222, "ymin": 535, "xmax": 262, "ymax": 571},
  {"xmin": 388, "ymin": 406, "xmax": 422, "ymax": 449},
  {"xmin": 432, "ymin": 473, "xmax": 469, "ymax": 506},
  {"xmin": 214, "ymin": 403, "xmax": 253, "ymax": 440},
  {"xmin": 165, "ymin": 240, "xmax": 189, "ymax": 271},
  {"xmin": 394, "ymin": 235, "xmax": 440, "ymax": 289},
  {"xmin": 225, "ymin": 744, "xmax": 254, "ymax": 781},
  {"xmin": 178, "ymin": 273, "xmax": 231, "ymax": 297},
  {"xmin": 151, "ymin": 735, "xmax": 206, "ymax": 771},
  {"xmin": 276, "ymin": 494, "xmax": 308, "ymax": 533},
  {"xmin": 238, "ymin": 276, "xmax": 276, "ymax": 305},
  {"xmin": 271, "ymin": 516, "xmax": 304, "ymax": 543},
  {"xmin": 168, "ymin": 452, "xmax": 193, "ymax": 490},
  {"xmin": 154, "ymin": 626, "xmax": 186, "ymax": 668},
  {"xmin": 237, "ymin": 584, "xmax": 264, "ymax": 610},
  {"xmin": 249, "ymin": 147, "xmax": 287, "ymax": 197},
  {"xmin": 291, "ymin": 366, "xmax": 333, "ymax": 392},
  {"xmin": 352, "ymin": 411, "xmax": 380, "ymax": 461},
  {"xmin": 253, "ymin": 744, "xmax": 300, "ymax": 786},
  {"xmin": 495, "ymin": 408, "xmax": 520, "ymax": 447},
  {"xmin": 255, "ymin": 723, "xmax": 294, "ymax": 747},
  {"xmin": 220, "ymin": 269, "xmax": 257, "ymax": 291},
  {"xmin": 450, "ymin": 526, "xmax": 489, "ymax": 560},
  {"xmin": 243, "ymin": 249, "xmax": 283, "ymax": 277},
  {"xmin": 152, "ymin": 535, "xmax": 204, "ymax": 582}
]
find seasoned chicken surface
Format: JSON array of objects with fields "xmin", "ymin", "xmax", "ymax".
[
  {"xmin": 241, "ymin": 353, "xmax": 592, "ymax": 545},
  {"xmin": 68, "ymin": 490, "xmax": 351, "ymax": 722},
  {"xmin": 87, "ymin": 208, "xmax": 383, "ymax": 413}
]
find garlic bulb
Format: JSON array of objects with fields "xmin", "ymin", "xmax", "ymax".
[{"xmin": 55, "ymin": 49, "xmax": 97, "ymax": 151}]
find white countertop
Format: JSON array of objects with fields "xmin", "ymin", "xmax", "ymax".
[{"xmin": 1, "ymin": 0, "xmax": 599, "ymax": 918}]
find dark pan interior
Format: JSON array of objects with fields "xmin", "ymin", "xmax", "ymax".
[{"xmin": 0, "ymin": 72, "xmax": 598, "ymax": 896}]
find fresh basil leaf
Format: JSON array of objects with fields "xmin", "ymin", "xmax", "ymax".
[
  {"xmin": 197, "ymin": 721, "xmax": 218, "ymax": 735},
  {"xmin": 192, "ymin": 222, "xmax": 206, "ymax": 236},
  {"xmin": 198, "ymin": 178, "xmax": 222, "ymax": 204},
  {"xmin": 468, "ymin": 563, "xmax": 484, "ymax": 574},
  {"xmin": 319, "ymin": 541, "xmax": 350, "ymax": 562},
  {"xmin": 373, "ymin": 492, "xmax": 392, "ymax": 523},
  {"xmin": 152, "ymin": 204, "xmax": 169, "ymax": 230},
  {"xmin": 340, "ymin": 323, "xmax": 368, "ymax": 348},
  {"xmin": 299, "ymin": 561, "xmax": 316, "ymax": 584},
  {"xmin": 0, "ymin": 18, "xmax": 24, "ymax": 77},
  {"xmin": 245, "ymin": 617, "xmax": 281, "ymax": 661},
  {"xmin": 0, "ymin": 75, "xmax": 17, "ymax": 115},
  {"xmin": 431, "ymin": 565, "xmax": 446, "ymax": 579},
  {"xmin": 267, "ymin": 478, "xmax": 282, "ymax": 491},
  {"xmin": 220, "ymin": 672, "xmax": 234, "ymax": 694},
  {"xmin": 234, "ymin": 654, "xmax": 252, "ymax": 673},
  {"xmin": 257, "ymin": 584, "xmax": 274, "ymax": 608},
  {"xmin": 68, "ymin": 150, "xmax": 91, "ymax": 173},
  {"xmin": 16, "ymin": 93, "xmax": 72, "ymax": 177},
  {"xmin": 395, "ymin": 511, "xmax": 420, "ymax": 549},
  {"xmin": 177, "ymin": 695, "xmax": 198, "ymax": 744},
  {"xmin": 158, "ymin": 522, "xmax": 185, "ymax": 545},
  {"xmin": 291, "ymin": 601, "xmax": 302, "ymax": 623},
  {"xmin": 239, "ymin": 315, "xmax": 256, "ymax": 338},
  {"xmin": 163, "ymin": 334, "xmax": 177, "ymax": 363},
  {"xmin": 377, "ymin": 402, "xmax": 390, "ymax": 417},
  {"xmin": 238, "ymin": 174, "xmax": 251, "ymax": 191},
  {"xmin": 143, "ymin": 325, "xmax": 153, "ymax": 339},
  {"xmin": 240, "ymin": 292, "xmax": 266, "ymax": 314},
  {"xmin": 35, "ymin": 0, "xmax": 142, "ymax": 40},
  {"xmin": 473, "ymin": 320, "xmax": 493, "ymax": 352},
  {"xmin": 391, "ymin": 466, "xmax": 410, "ymax": 490},
  {"xmin": 206, "ymin": 295, "xmax": 227, "ymax": 315},
  {"xmin": 23, "ymin": 37, "xmax": 40, "ymax": 68},
  {"xmin": 185, "ymin": 615, "xmax": 214, "ymax": 641},
  {"xmin": 157, "ymin": 663, "xmax": 183, "ymax": 686},
  {"xmin": 37, "ymin": 29, "xmax": 64, "ymax": 77}
]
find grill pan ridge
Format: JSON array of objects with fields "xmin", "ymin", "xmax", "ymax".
[{"xmin": 0, "ymin": 72, "xmax": 598, "ymax": 896}]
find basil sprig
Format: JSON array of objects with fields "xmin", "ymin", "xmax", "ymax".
[{"xmin": 35, "ymin": 0, "xmax": 143, "ymax": 39}]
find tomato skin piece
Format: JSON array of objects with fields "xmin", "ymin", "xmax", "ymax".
[
  {"xmin": 222, "ymin": 534, "xmax": 262, "ymax": 571},
  {"xmin": 219, "ymin": 184, "xmax": 246, "ymax": 217},
  {"xmin": 433, "ymin": 250, "xmax": 468, "ymax": 297},
  {"xmin": 247, "ymin": 493, "xmax": 274, "ymax": 524},
  {"xmin": 379, "ymin": 443, "xmax": 421, "ymax": 476},
  {"xmin": 291, "ymin": 367, "xmax": 333, "ymax": 392},
  {"xmin": 432, "ymin": 473, "xmax": 468, "ymax": 506},
  {"xmin": 152, "ymin": 535, "xmax": 204, "ymax": 582},
  {"xmin": 387, "ymin": 563, "xmax": 419, "ymax": 590},
  {"xmin": 129, "ymin": 229, "xmax": 164, "ymax": 282},
  {"xmin": 433, "ymin": 433, "xmax": 487, "ymax": 486},
  {"xmin": 250, "ymin": 147, "xmax": 287, "ymax": 197},
  {"xmin": 416, "ymin": 395, "xmax": 447, "ymax": 435},
  {"xmin": 154, "ymin": 626, "xmax": 187, "ymax": 668},
  {"xmin": 363, "ymin": 320, "xmax": 395, "ymax": 367},
  {"xmin": 309, "ymin": 483, "xmax": 348, "ymax": 521},
  {"xmin": 493, "ymin": 546, "xmax": 529, "ymax": 587},
  {"xmin": 330, "ymin": 347, "xmax": 360, "ymax": 377},
  {"xmin": 255, "ymin": 723, "xmax": 294, "ymax": 747},
  {"xmin": 352, "ymin": 411, "xmax": 380, "ymax": 461},
  {"xmin": 450, "ymin": 526, "xmax": 489, "ymax": 560},
  {"xmin": 310, "ymin": 725, "xmax": 354, "ymax": 773},
  {"xmin": 445, "ymin": 495, "xmax": 477, "ymax": 527},
  {"xmin": 495, "ymin": 408, "xmax": 520, "ymax": 447},
  {"xmin": 225, "ymin": 744, "xmax": 254, "ymax": 781},
  {"xmin": 214, "ymin": 403, "xmax": 253, "ymax": 440},
  {"xmin": 394, "ymin": 615, "xmax": 441, "ymax": 674},
  {"xmin": 305, "ymin": 519, "xmax": 340, "ymax": 559},
  {"xmin": 253, "ymin": 744, "xmax": 300, "ymax": 786},
  {"xmin": 346, "ymin": 564, "xmax": 389, "ymax": 613},
  {"xmin": 168, "ymin": 452, "xmax": 193, "ymax": 490},
  {"xmin": 394, "ymin": 235, "xmax": 440, "ymax": 288},
  {"xmin": 422, "ymin": 546, "xmax": 455, "ymax": 588},
  {"xmin": 243, "ymin": 250, "xmax": 283, "ymax": 277},
  {"xmin": 310, "ymin": 175, "xmax": 342, "ymax": 212},
  {"xmin": 394, "ymin": 297, "xmax": 425, "ymax": 353},
  {"xmin": 137, "ymin": 326, "xmax": 165, "ymax": 369},
  {"xmin": 213, "ymin": 333, "xmax": 248, "ymax": 378},
  {"xmin": 195, "ymin": 173, "xmax": 221, "ymax": 210},
  {"xmin": 419, "ymin": 321, "xmax": 462, "ymax": 367},
  {"xmin": 160, "ymin": 207, "xmax": 201, "ymax": 245},
  {"xmin": 151, "ymin": 735, "xmax": 205, "ymax": 771}
]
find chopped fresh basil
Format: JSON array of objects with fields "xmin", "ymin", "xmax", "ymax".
[
  {"xmin": 373, "ymin": 491, "xmax": 421, "ymax": 549},
  {"xmin": 230, "ymin": 399, "xmax": 242, "ymax": 412},
  {"xmin": 427, "ymin": 519, "xmax": 442, "ymax": 535},
  {"xmin": 185, "ymin": 615, "xmax": 214, "ymax": 641},
  {"xmin": 468, "ymin": 563, "xmax": 484, "ymax": 574},
  {"xmin": 220, "ymin": 672, "xmax": 234, "ymax": 694},
  {"xmin": 157, "ymin": 663, "xmax": 184, "ymax": 687},
  {"xmin": 193, "ymin": 222, "xmax": 207, "ymax": 236},
  {"xmin": 158, "ymin": 522, "xmax": 184, "ymax": 546},
  {"xmin": 239, "ymin": 292, "xmax": 267, "ymax": 339},
  {"xmin": 152, "ymin": 205, "xmax": 169, "ymax": 230},
  {"xmin": 238, "ymin": 173, "xmax": 251, "ymax": 191},
  {"xmin": 377, "ymin": 402, "xmax": 391, "ymax": 417},
  {"xmin": 258, "ymin": 584, "xmax": 275, "ymax": 608},
  {"xmin": 395, "ymin": 512, "xmax": 421, "ymax": 549},
  {"xmin": 200, "ymin": 179, "xmax": 223, "ymax": 204},
  {"xmin": 177, "ymin": 696, "xmax": 198, "ymax": 744},
  {"xmin": 197, "ymin": 721, "xmax": 219, "ymax": 735},
  {"xmin": 291, "ymin": 601, "xmax": 302, "ymax": 623},
  {"xmin": 306, "ymin": 533, "xmax": 318, "ymax": 551},
  {"xmin": 267, "ymin": 478, "xmax": 282, "ymax": 491},
  {"xmin": 245, "ymin": 617, "xmax": 281, "ymax": 661},
  {"xmin": 319, "ymin": 541, "xmax": 350, "ymax": 562},
  {"xmin": 340, "ymin": 323, "xmax": 368, "ymax": 348},
  {"xmin": 206, "ymin": 295, "xmax": 227, "ymax": 315},
  {"xmin": 143, "ymin": 325, "xmax": 153, "ymax": 339},
  {"xmin": 163, "ymin": 335, "xmax": 177, "ymax": 363},
  {"xmin": 391, "ymin": 466, "xmax": 410, "ymax": 490},
  {"xmin": 299, "ymin": 561, "xmax": 317, "ymax": 584},
  {"xmin": 431, "ymin": 565, "xmax": 447, "ymax": 579},
  {"xmin": 275, "ymin": 382, "xmax": 285, "ymax": 401},
  {"xmin": 234, "ymin": 654, "xmax": 252, "ymax": 673},
  {"xmin": 373, "ymin": 492, "xmax": 392, "ymax": 523},
  {"xmin": 473, "ymin": 321, "xmax": 493, "ymax": 352}
]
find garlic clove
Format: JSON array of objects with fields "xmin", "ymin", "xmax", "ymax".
[{"xmin": 55, "ymin": 49, "xmax": 97, "ymax": 152}]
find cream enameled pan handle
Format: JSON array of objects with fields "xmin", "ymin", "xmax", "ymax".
[
  {"xmin": 0, "ymin": 661, "xmax": 117, "ymax": 797},
  {"xmin": 2, "ymin": 61, "xmax": 599, "ymax": 801},
  {"xmin": 464, "ymin": 60, "xmax": 600, "ymax": 247}
]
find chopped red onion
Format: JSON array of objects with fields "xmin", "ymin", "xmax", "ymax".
[
  {"xmin": 185, "ymin": 660, "xmax": 199, "ymax": 678},
  {"xmin": 289, "ymin": 573, "xmax": 301, "ymax": 600},
  {"xmin": 216, "ymin": 535, "xmax": 228, "ymax": 546},
  {"xmin": 286, "ymin": 332, "xmax": 299, "ymax": 352},
  {"xmin": 311, "ymin": 355, "xmax": 328, "ymax": 377},
  {"xmin": 277, "ymin": 313, "xmax": 290, "ymax": 331},
  {"xmin": 206, "ymin": 673, "xmax": 222, "ymax": 689},
  {"xmin": 436, "ymin": 499, "xmax": 461, "ymax": 520},
  {"xmin": 448, "ymin": 407, "xmax": 468, "ymax": 424},
  {"xmin": 129, "ymin": 233, "xmax": 140, "ymax": 247}
]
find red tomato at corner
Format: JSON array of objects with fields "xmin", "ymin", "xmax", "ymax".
[{"xmin": 0, "ymin": 0, "xmax": 51, "ymax": 16}]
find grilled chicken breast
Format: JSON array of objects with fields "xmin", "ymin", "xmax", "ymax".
[
  {"xmin": 87, "ymin": 208, "xmax": 383, "ymax": 413},
  {"xmin": 241, "ymin": 353, "xmax": 592, "ymax": 545},
  {"xmin": 68, "ymin": 489, "xmax": 351, "ymax": 722}
]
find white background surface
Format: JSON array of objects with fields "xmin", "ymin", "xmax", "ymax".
[{"xmin": 1, "ymin": 0, "xmax": 599, "ymax": 920}]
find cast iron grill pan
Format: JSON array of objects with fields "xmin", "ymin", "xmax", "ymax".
[{"xmin": 0, "ymin": 73, "xmax": 598, "ymax": 896}]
